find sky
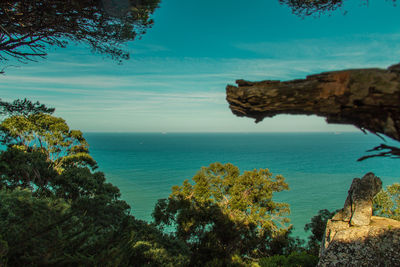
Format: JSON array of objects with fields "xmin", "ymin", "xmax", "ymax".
[{"xmin": 1, "ymin": 0, "xmax": 400, "ymax": 132}]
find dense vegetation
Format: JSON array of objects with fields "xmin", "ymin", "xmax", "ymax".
[
  {"xmin": 0, "ymin": 99, "xmax": 189, "ymax": 266},
  {"xmin": 0, "ymin": 0, "xmax": 160, "ymax": 63},
  {"xmin": 153, "ymin": 163, "xmax": 300, "ymax": 265},
  {"xmin": 1, "ymin": 0, "xmax": 398, "ymax": 266},
  {"xmin": 0, "ymin": 99, "xmax": 398, "ymax": 266},
  {"xmin": 0, "ymin": 99, "xmax": 318, "ymax": 266},
  {"xmin": 280, "ymin": 0, "xmax": 398, "ymax": 17},
  {"xmin": 373, "ymin": 183, "xmax": 400, "ymax": 221}
]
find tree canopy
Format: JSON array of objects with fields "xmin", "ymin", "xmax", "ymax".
[
  {"xmin": 280, "ymin": 0, "xmax": 397, "ymax": 17},
  {"xmin": 153, "ymin": 162, "xmax": 293, "ymax": 265},
  {"xmin": 0, "ymin": 98, "xmax": 55, "ymax": 117},
  {"xmin": 4, "ymin": 98, "xmax": 397, "ymax": 265},
  {"xmin": 0, "ymin": 99, "xmax": 190, "ymax": 265},
  {"xmin": 1, "ymin": 113, "xmax": 97, "ymax": 171},
  {"xmin": 373, "ymin": 183, "xmax": 400, "ymax": 221},
  {"xmin": 0, "ymin": 0, "xmax": 160, "ymax": 62}
]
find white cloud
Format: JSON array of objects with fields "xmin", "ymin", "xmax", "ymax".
[
  {"xmin": 233, "ymin": 33, "xmax": 400, "ymax": 68},
  {"xmin": 2, "ymin": 42, "xmax": 395, "ymax": 132}
]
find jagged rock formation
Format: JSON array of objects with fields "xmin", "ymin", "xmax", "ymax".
[
  {"xmin": 318, "ymin": 172, "xmax": 400, "ymax": 266},
  {"xmin": 226, "ymin": 64, "xmax": 400, "ymax": 142},
  {"xmin": 318, "ymin": 216, "xmax": 400, "ymax": 266},
  {"xmin": 331, "ymin": 173, "xmax": 382, "ymax": 226}
]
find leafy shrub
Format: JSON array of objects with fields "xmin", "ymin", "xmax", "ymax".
[{"xmin": 259, "ymin": 251, "xmax": 318, "ymax": 267}]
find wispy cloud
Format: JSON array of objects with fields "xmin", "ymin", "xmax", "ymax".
[
  {"xmin": 233, "ymin": 33, "xmax": 400, "ymax": 68},
  {"xmin": 2, "ymin": 42, "xmax": 394, "ymax": 132},
  {"xmin": 130, "ymin": 43, "xmax": 171, "ymax": 55}
]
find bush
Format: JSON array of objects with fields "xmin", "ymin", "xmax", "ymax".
[{"xmin": 259, "ymin": 252, "xmax": 318, "ymax": 267}]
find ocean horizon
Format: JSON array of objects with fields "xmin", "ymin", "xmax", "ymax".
[{"xmin": 84, "ymin": 132, "xmax": 400, "ymax": 239}]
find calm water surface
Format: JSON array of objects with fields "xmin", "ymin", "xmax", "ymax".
[{"xmin": 85, "ymin": 132, "xmax": 400, "ymax": 238}]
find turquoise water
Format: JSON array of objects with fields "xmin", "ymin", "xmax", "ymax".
[{"xmin": 84, "ymin": 132, "xmax": 399, "ymax": 239}]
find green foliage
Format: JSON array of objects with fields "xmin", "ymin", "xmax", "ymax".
[
  {"xmin": 1, "ymin": 99, "xmax": 330, "ymax": 265},
  {"xmin": 153, "ymin": 162, "xmax": 292, "ymax": 265},
  {"xmin": 0, "ymin": 99, "xmax": 191, "ymax": 266},
  {"xmin": 0, "ymin": 147, "xmax": 57, "ymax": 192},
  {"xmin": 279, "ymin": 0, "xmax": 345, "ymax": 17},
  {"xmin": 304, "ymin": 209, "xmax": 336, "ymax": 256},
  {"xmin": 0, "ymin": 98, "xmax": 55, "ymax": 118},
  {"xmin": 0, "ymin": 0, "xmax": 160, "ymax": 62},
  {"xmin": 259, "ymin": 251, "xmax": 318, "ymax": 267},
  {"xmin": 0, "ymin": 187, "xmax": 189, "ymax": 266},
  {"xmin": 113, "ymin": 219, "xmax": 190, "ymax": 267},
  {"xmin": 373, "ymin": 183, "xmax": 400, "ymax": 221},
  {"xmin": 0, "ymin": 188, "xmax": 74, "ymax": 265},
  {"xmin": 280, "ymin": 0, "xmax": 397, "ymax": 17},
  {"xmin": 1, "ymin": 112, "xmax": 97, "ymax": 171}
]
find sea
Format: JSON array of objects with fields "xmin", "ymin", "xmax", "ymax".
[{"xmin": 84, "ymin": 132, "xmax": 399, "ymax": 239}]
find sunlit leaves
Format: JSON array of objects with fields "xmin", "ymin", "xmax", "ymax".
[
  {"xmin": 373, "ymin": 183, "xmax": 400, "ymax": 221},
  {"xmin": 0, "ymin": 98, "xmax": 191, "ymax": 265},
  {"xmin": 153, "ymin": 162, "xmax": 291, "ymax": 264},
  {"xmin": 1, "ymin": 113, "xmax": 97, "ymax": 171}
]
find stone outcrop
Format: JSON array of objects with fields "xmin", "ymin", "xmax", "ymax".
[
  {"xmin": 318, "ymin": 216, "xmax": 400, "ymax": 266},
  {"xmin": 318, "ymin": 172, "xmax": 400, "ymax": 266},
  {"xmin": 226, "ymin": 64, "xmax": 400, "ymax": 142},
  {"xmin": 331, "ymin": 173, "xmax": 382, "ymax": 226}
]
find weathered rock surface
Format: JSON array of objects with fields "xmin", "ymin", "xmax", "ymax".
[
  {"xmin": 226, "ymin": 65, "xmax": 400, "ymax": 142},
  {"xmin": 332, "ymin": 173, "xmax": 382, "ymax": 226},
  {"xmin": 318, "ymin": 216, "xmax": 400, "ymax": 266},
  {"xmin": 318, "ymin": 172, "xmax": 399, "ymax": 266}
]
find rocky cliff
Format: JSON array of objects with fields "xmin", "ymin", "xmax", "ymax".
[
  {"xmin": 318, "ymin": 173, "xmax": 400, "ymax": 266},
  {"xmin": 318, "ymin": 216, "xmax": 400, "ymax": 266}
]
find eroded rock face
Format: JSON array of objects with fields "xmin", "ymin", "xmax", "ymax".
[
  {"xmin": 332, "ymin": 172, "xmax": 382, "ymax": 226},
  {"xmin": 318, "ymin": 217, "xmax": 400, "ymax": 267},
  {"xmin": 318, "ymin": 173, "xmax": 400, "ymax": 266},
  {"xmin": 226, "ymin": 65, "xmax": 400, "ymax": 142}
]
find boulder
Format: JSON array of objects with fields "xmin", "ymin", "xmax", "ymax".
[
  {"xmin": 318, "ymin": 172, "xmax": 400, "ymax": 266},
  {"xmin": 318, "ymin": 216, "xmax": 400, "ymax": 266},
  {"xmin": 331, "ymin": 172, "xmax": 382, "ymax": 226}
]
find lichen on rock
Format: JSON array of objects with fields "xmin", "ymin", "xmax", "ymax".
[
  {"xmin": 226, "ymin": 64, "xmax": 400, "ymax": 141},
  {"xmin": 318, "ymin": 173, "xmax": 400, "ymax": 266},
  {"xmin": 318, "ymin": 216, "xmax": 400, "ymax": 267},
  {"xmin": 331, "ymin": 172, "xmax": 382, "ymax": 226}
]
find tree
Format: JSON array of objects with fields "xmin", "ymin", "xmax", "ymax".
[
  {"xmin": 0, "ymin": 0, "xmax": 160, "ymax": 63},
  {"xmin": 153, "ymin": 162, "xmax": 291, "ymax": 265},
  {"xmin": 0, "ymin": 99, "xmax": 190, "ymax": 266},
  {"xmin": 279, "ymin": 0, "xmax": 345, "ymax": 16},
  {"xmin": 0, "ymin": 98, "xmax": 55, "ymax": 117},
  {"xmin": 0, "ymin": 188, "xmax": 190, "ymax": 266},
  {"xmin": 280, "ymin": 0, "xmax": 397, "ymax": 17},
  {"xmin": 0, "ymin": 99, "xmax": 124, "ymax": 203},
  {"xmin": 259, "ymin": 251, "xmax": 318, "ymax": 267},
  {"xmin": 0, "ymin": 112, "xmax": 97, "ymax": 172},
  {"xmin": 373, "ymin": 183, "xmax": 400, "ymax": 221},
  {"xmin": 304, "ymin": 209, "xmax": 336, "ymax": 256},
  {"xmin": 0, "ymin": 188, "xmax": 79, "ymax": 266}
]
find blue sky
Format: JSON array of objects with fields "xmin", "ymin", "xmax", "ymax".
[{"xmin": 1, "ymin": 0, "xmax": 400, "ymax": 132}]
